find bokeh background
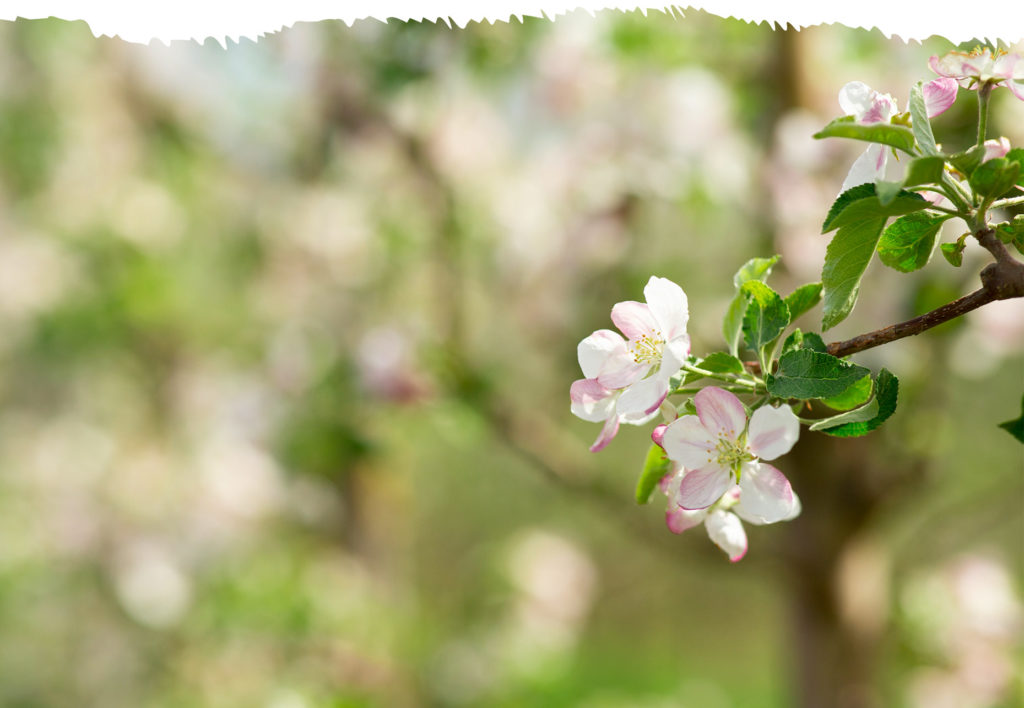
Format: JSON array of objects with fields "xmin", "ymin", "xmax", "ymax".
[{"xmin": 0, "ymin": 11, "xmax": 1021, "ymax": 707}]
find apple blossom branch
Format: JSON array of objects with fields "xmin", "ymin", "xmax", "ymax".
[{"xmin": 825, "ymin": 227, "xmax": 1024, "ymax": 359}]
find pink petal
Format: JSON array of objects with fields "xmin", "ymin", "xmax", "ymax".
[
  {"xmin": 660, "ymin": 415, "xmax": 716, "ymax": 470},
  {"xmin": 610, "ymin": 300, "xmax": 660, "ymax": 340},
  {"xmin": 589, "ymin": 415, "xmax": 620, "ymax": 453},
  {"xmin": 747, "ymin": 404, "xmax": 800, "ymax": 461},
  {"xmin": 666, "ymin": 505, "xmax": 707, "ymax": 534},
  {"xmin": 735, "ymin": 462, "xmax": 796, "ymax": 524},
  {"xmin": 657, "ymin": 469, "xmax": 677, "ymax": 496},
  {"xmin": 928, "ymin": 55, "xmax": 949, "ymax": 77},
  {"xmin": 596, "ymin": 349, "xmax": 648, "ymax": 389},
  {"xmin": 923, "ymin": 77, "xmax": 958, "ymax": 118},
  {"xmin": 578, "ymin": 329, "xmax": 625, "ymax": 379},
  {"xmin": 651, "ymin": 424, "xmax": 668, "ymax": 449},
  {"xmin": 570, "ymin": 378, "xmax": 618, "ymax": 423},
  {"xmin": 1007, "ymin": 79, "xmax": 1024, "ymax": 102},
  {"xmin": 705, "ymin": 510, "xmax": 747, "ymax": 562},
  {"xmin": 983, "ymin": 137, "xmax": 1011, "ymax": 162},
  {"xmin": 858, "ymin": 92, "xmax": 896, "ymax": 124},
  {"xmin": 694, "ymin": 387, "xmax": 747, "ymax": 442},
  {"xmin": 676, "ymin": 464, "xmax": 734, "ymax": 510},
  {"xmin": 617, "ymin": 376, "xmax": 669, "ymax": 423},
  {"xmin": 643, "ymin": 276, "xmax": 689, "ymax": 341}
]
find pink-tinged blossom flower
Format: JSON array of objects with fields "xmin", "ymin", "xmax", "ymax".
[
  {"xmin": 983, "ymin": 137, "xmax": 1011, "ymax": 162},
  {"xmin": 838, "ymin": 79, "xmax": 958, "ymax": 192},
  {"xmin": 570, "ymin": 277, "xmax": 690, "ymax": 451},
  {"xmin": 930, "ymin": 48, "xmax": 1024, "ymax": 100},
  {"xmin": 658, "ymin": 387, "xmax": 800, "ymax": 521},
  {"xmin": 660, "ymin": 467, "xmax": 801, "ymax": 562}
]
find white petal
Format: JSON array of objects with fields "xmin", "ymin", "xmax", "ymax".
[
  {"xmin": 569, "ymin": 378, "xmax": 618, "ymax": 423},
  {"xmin": 705, "ymin": 511, "xmax": 747, "ymax": 562},
  {"xmin": 660, "ymin": 334, "xmax": 690, "ymax": 375},
  {"xmin": 841, "ymin": 144, "xmax": 888, "ymax": 192},
  {"xmin": 694, "ymin": 387, "xmax": 747, "ymax": 442},
  {"xmin": 676, "ymin": 465, "xmax": 734, "ymax": 510},
  {"xmin": 610, "ymin": 300, "xmax": 659, "ymax": 340},
  {"xmin": 660, "ymin": 415, "xmax": 716, "ymax": 470},
  {"xmin": 735, "ymin": 462, "xmax": 797, "ymax": 524},
  {"xmin": 783, "ymin": 491, "xmax": 802, "ymax": 521},
  {"xmin": 666, "ymin": 505, "xmax": 707, "ymax": 534},
  {"xmin": 838, "ymin": 81, "xmax": 874, "ymax": 117},
  {"xmin": 617, "ymin": 376, "xmax": 669, "ymax": 424},
  {"xmin": 747, "ymin": 404, "xmax": 800, "ymax": 461},
  {"xmin": 578, "ymin": 329, "xmax": 625, "ymax": 379},
  {"xmin": 643, "ymin": 276, "xmax": 689, "ymax": 341},
  {"xmin": 597, "ymin": 349, "xmax": 648, "ymax": 389}
]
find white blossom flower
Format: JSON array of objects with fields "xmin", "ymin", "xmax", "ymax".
[
  {"xmin": 659, "ymin": 387, "xmax": 800, "ymax": 521},
  {"xmin": 660, "ymin": 467, "xmax": 801, "ymax": 562},
  {"xmin": 570, "ymin": 277, "xmax": 690, "ymax": 451},
  {"xmin": 930, "ymin": 48, "xmax": 1024, "ymax": 100},
  {"xmin": 838, "ymin": 78, "xmax": 958, "ymax": 192}
]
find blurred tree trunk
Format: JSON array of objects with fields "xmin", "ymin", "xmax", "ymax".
[
  {"xmin": 785, "ymin": 433, "xmax": 887, "ymax": 708},
  {"xmin": 764, "ymin": 29, "xmax": 887, "ymax": 708}
]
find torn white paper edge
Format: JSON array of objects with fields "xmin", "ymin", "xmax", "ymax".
[{"xmin": 1, "ymin": 1, "xmax": 1023, "ymax": 46}]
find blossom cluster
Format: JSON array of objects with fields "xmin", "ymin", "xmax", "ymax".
[{"xmin": 570, "ymin": 277, "xmax": 801, "ymax": 562}]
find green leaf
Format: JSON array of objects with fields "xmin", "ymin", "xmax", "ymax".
[
  {"xmin": 766, "ymin": 350, "xmax": 870, "ymax": 400},
  {"xmin": 1005, "ymin": 148, "xmax": 1024, "ymax": 187},
  {"xmin": 949, "ymin": 145, "xmax": 986, "ymax": 177},
  {"xmin": 997, "ymin": 395, "xmax": 1024, "ymax": 444},
  {"xmin": 800, "ymin": 332, "xmax": 828, "ymax": 353},
  {"xmin": 876, "ymin": 180, "xmax": 904, "ymax": 206},
  {"xmin": 904, "ymin": 156, "xmax": 946, "ymax": 187},
  {"xmin": 723, "ymin": 255, "xmax": 779, "ymax": 356},
  {"xmin": 995, "ymin": 216, "xmax": 1024, "ymax": 256},
  {"xmin": 782, "ymin": 330, "xmax": 827, "ymax": 355},
  {"xmin": 821, "ymin": 191, "xmax": 929, "ymax": 330},
  {"xmin": 826, "ymin": 190, "xmax": 929, "ymax": 232},
  {"xmin": 813, "ymin": 115, "xmax": 916, "ymax": 154},
  {"xmin": 820, "ymin": 373, "xmax": 873, "ymax": 411},
  {"xmin": 741, "ymin": 281, "xmax": 790, "ymax": 353},
  {"xmin": 909, "ymin": 82, "xmax": 939, "ymax": 156},
  {"xmin": 823, "ymin": 183, "xmax": 877, "ymax": 233},
  {"xmin": 817, "ymin": 369, "xmax": 899, "ymax": 437},
  {"xmin": 784, "ymin": 282, "xmax": 823, "ymax": 322},
  {"xmin": 995, "ymin": 215, "xmax": 1024, "ymax": 243},
  {"xmin": 969, "ymin": 157, "xmax": 1021, "ymax": 198},
  {"xmin": 636, "ymin": 443, "xmax": 671, "ymax": 504},
  {"xmin": 697, "ymin": 352, "xmax": 746, "ymax": 375},
  {"xmin": 809, "ymin": 398, "xmax": 879, "ymax": 431},
  {"xmin": 877, "ymin": 212, "xmax": 951, "ymax": 273},
  {"xmin": 780, "ymin": 329, "xmax": 804, "ymax": 356},
  {"xmin": 940, "ymin": 232, "xmax": 970, "ymax": 267},
  {"xmin": 678, "ymin": 398, "xmax": 698, "ymax": 416}
]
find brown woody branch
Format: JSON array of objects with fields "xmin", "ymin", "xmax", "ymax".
[{"xmin": 826, "ymin": 228, "xmax": 1024, "ymax": 359}]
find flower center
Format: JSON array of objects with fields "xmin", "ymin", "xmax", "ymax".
[
  {"xmin": 714, "ymin": 437, "xmax": 754, "ymax": 475},
  {"xmin": 631, "ymin": 332, "xmax": 664, "ymax": 365}
]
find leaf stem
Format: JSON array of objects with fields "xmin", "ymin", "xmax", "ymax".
[
  {"xmin": 977, "ymin": 82, "xmax": 993, "ymax": 146},
  {"xmin": 991, "ymin": 193, "xmax": 1024, "ymax": 210},
  {"xmin": 680, "ymin": 363, "xmax": 758, "ymax": 388},
  {"xmin": 672, "ymin": 385, "xmax": 759, "ymax": 396}
]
